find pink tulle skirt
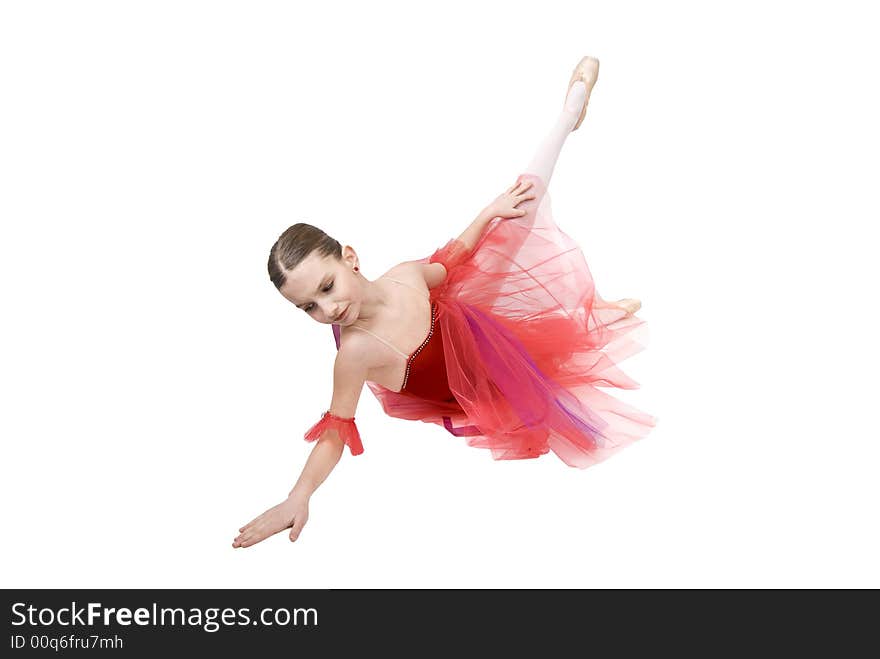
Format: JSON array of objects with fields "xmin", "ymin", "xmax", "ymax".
[{"xmin": 365, "ymin": 172, "xmax": 657, "ymax": 468}]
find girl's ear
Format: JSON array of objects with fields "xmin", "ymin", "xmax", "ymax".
[{"xmin": 342, "ymin": 245, "xmax": 359, "ymax": 269}]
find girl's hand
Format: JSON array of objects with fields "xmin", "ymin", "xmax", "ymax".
[
  {"xmin": 481, "ymin": 179, "xmax": 536, "ymax": 221},
  {"xmin": 233, "ymin": 494, "xmax": 310, "ymax": 548}
]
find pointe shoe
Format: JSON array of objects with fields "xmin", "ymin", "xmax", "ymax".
[
  {"xmin": 566, "ymin": 56, "xmax": 600, "ymax": 131},
  {"xmin": 616, "ymin": 298, "xmax": 642, "ymax": 316},
  {"xmin": 594, "ymin": 297, "xmax": 641, "ymax": 316}
]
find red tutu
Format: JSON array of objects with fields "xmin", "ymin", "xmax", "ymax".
[{"xmin": 338, "ymin": 172, "xmax": 657, "ymax": 468}]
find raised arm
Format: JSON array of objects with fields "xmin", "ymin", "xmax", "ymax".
[
  {"xmin": 454, "ymin": 179, "xmax": 537, "ymax": 252},
  {"xmin": 421, "ymin": 179, "xmax": 537, "ymax": 289},
  {"xmin": 454, "ymin": 208, "xmax": 496, "ymax": 253},
  {"xmin": 233, "ymin": 339, "xmax": 369, "ymax": 548}
]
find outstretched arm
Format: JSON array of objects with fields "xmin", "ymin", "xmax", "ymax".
[
  {"xmin": 288, "ymin": 432, "xmax": 345, "ymax": 500},
  {"xmin": 455, "ymin": 208, "xmax": 496, "ymax": 253},
  {"xmin": 233, "ymin": 339, "xmax": 369, "ymax": 548},
  {"xmin": 420, "ymin": 179, "xmax": 537, "ymax": 288},
  {"xmin": 455, "ymin": 179, "xmax": 536, "ymax": 251}
]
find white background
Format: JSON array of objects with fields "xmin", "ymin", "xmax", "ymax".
[{"xmin": 2, "ymin": 1, "xmax": 878, "ymax": 589}]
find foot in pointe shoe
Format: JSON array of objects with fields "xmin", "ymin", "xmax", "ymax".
[
  {"xmin": 594, "ymin": 297, "xmax": 641, "ymax": 316},
  {"xmin": 616, "ymin": 298, "xmax": 642, "ymax": 316},
  {"xmin": 565, "ymin": 56, "xmax": 600, "ymax": 131}
]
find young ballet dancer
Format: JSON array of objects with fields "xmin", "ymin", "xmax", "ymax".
[{"xmin": 234, "ymin": 56, "xmax": 657, "ymax": 548}]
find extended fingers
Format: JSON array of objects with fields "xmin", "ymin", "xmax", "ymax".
[
  {"xmin": 514, "ymin": 190, "xmax": 537, "ymax": 208},
  {"xmin": 234, "ymin": 526, "xmax": 264, "ymax": 548},
  {"xmin": 234, "ymin": 516, "xmax": 265, "ymax": 546},
  {"xmin": 509, "ymin": 184, "xmax": 535, "ymax": 203},
  {"xmin": 233, "ymin": 529, "xmax": 251, "ymax": 547},
  {"xmin": 239, "ymin": 512, "xmax": 264, "ymax": 532}
]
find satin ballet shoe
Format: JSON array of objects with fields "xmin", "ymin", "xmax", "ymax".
[
  {"xmin": 595, "ymin": 298, "xmax": 642, "ymax": 316},
  {"xmin": 566, "ymin": 56, "xmax": 600, "ymax": 131},
  {"xmin": 616, "ymin": 298, "xmax": 642, "ymax": 316}
]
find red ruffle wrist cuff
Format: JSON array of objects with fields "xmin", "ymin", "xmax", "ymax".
[{"xmin": 304, "ymin": 411, "xmax": 364, "ymax": 456}]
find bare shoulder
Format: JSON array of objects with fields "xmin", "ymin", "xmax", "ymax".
[
  {"xmin": 337, "ymin": 328, "xmax": 384, "ymax": 371},
  {"xmin": 383, "ymin": 260, "xmax": 446, "ymax": 290},
  {"xmin": 380, "ymin": 260, "xmax": 420, "ymax": 280},
  {"xmin": 420, "ymin": 262, "xmax": 447, "ymax": 289}
]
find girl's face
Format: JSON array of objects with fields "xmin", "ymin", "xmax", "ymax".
[{"xmin": 279, "ymin": 246, "xmax": 361, "ymax": 325}]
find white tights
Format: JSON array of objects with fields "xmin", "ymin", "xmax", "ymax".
[{"xmin": 524, "ymin": 80, "xmax": 587, "ymax": 185}]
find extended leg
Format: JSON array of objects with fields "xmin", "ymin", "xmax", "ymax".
[
  {"xmin": 521, "ymin": 66, "xmax": 641, "ymax": 318},
  {"xmin": 523, "ymin": 80, "xmax": 587, "ymax": 186}
]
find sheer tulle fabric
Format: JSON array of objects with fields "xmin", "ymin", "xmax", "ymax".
[
  {"xmin": 304, "ymin": 411, "xmax": 364, "ymax": 456},
  {"xmin": 364, "ymin": 172, "xmax": 657, "ymax": 468}
]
